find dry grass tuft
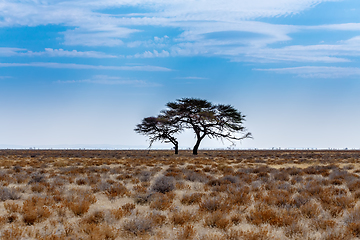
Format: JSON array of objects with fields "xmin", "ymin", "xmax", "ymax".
[{"xmin": 21, "ymin": 196, "xmax": 52, "ymax": 225}]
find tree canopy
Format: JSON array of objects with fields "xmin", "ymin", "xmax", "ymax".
[
  {"xmin": 163, "ymin": 98, "xmax": 252, "ymax": 154},
  {"xmin": 135, "ymin": 98, "xmax": 251, "ymax": 155},
  {"xmin": 134, "ymin": 115, "xmax": 181, "ymax": 154}
]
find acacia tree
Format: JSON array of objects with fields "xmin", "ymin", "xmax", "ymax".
[
  {"xmin": 134, "ymin": 115, "xmax": 181, "ymax": 154},
  {"xmin": 162, "ymin": 98, "xmax": 252, "ymax": 155}
]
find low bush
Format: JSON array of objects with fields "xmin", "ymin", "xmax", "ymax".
[
  {"xmin": 150, "ymin": 193, "xmax": 173, "ymax": 210},
  {"xmin": 176, "ymin": 224, "xmax": 196, "ymax": 240},
  {"xmin": 0, "ymin": 187, "xmax": 20, "ymax": 201},
  {"xmin": 122, "ymin": 214, "xmax": 154, "ymax": 236},
  {"xmin": 199, "ymin": 196, "xmax": 230, "ymax": 212},
  {"xmin": 204, "ymin": 211, "xmax": 230, "ymax": 229},
  {"xmin": 151, "ymin": 176, "xmax": 175, "ymax": 194},
  {"xmin": 105, "ymin": 183, "xmax": 129, "ymax": 200},
  {"xmin": 82, "ymin": 210, "xmax": 105, "ymax": 224},
  {"xmin": 181, "ymin": 193, "xmax": 203, "ymax": 205},
  {"xmin": 65, "ymin": 193, "xmax": 96, "ymax": 216},
  {"xmin": 170, "ymin": 210, "xmax": 197, "ymax": 226},
  {"xmin": 22, "ymin": 196, "xmax": 52, "ymax": 225}
]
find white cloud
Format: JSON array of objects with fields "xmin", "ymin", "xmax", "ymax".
[
  {"xmin": 0, "ymin": 76, "xmax": 12, "ymax": 79},
  {"xmin": 255, "ymin": 66, "xmax": 360, "ymax": 78},
  {"xmin": 0, "ymin": 47, "xmax": 118, "ymax": 58},
  {"xmin": 174, "ymin": 76, "xmax": 208, "ymax": 80},
  {"xmin": 0, "ymin": 62, "xmax": 172, "ymax": 71},
  {"xmin": 62, "ymin": 27, "xmax": 139, "ymax": 46},
  {"xmin": 307, "ymin": 23, "xmax": 360, "ymax": 31},
  {"xmin": 0, "ymin": 0, "xmax": 339, "ymax": 47},
  {"xmin": 238, "ymin": 35, "xmax": 360, "ymax": 63},
  {"xmin": 0, "ymin": 47, "xmax": 27, "ymax": 56},
  {"xmin": 56, "ymin": 75, "xmax": 160, "ymax": 86},
  {"xmin": 0, "ymin": 0, "xmax": 353, "ymax": 64},
  {"xmin": 127, "ymin": 36, "xmax": 169, "ymax": 48},
  {"xmin": 131, "ymin": 50, "xmax": 170, "ymax": 58}
]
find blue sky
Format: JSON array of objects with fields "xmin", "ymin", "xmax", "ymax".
[{"xmin": 0, "ymin": 0, "xmax": 360, "ymax": 149}]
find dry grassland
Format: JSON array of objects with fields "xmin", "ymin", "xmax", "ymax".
[{"xmin": 0, "ymin": 149, "xmax": 360, "ymax": 239}]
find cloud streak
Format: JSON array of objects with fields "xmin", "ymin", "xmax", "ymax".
[
  {"xmin": 174, "ymin": 76, "xmax": 208, "ymax": 80},
  {"xmin": 56, "ymin": 75, "xmax": 161, "ymax": 86},
  {"xmin": 0, "ymin": 62, "xmax": 172, "ymax": 71},
  {"xmin": 0, "ymin": 48, "xmax": 118, "ymax": 58},
  {"xmin": 0, "ymin": 0, "xmax": 339, "ymax": 49},
  {"xmin": 255, "ymin": 66, "xmax": 360, "ymax": 78},
  {"xmin": 0, "ymin": 0, "xmax": 355, "ymax": 66}
]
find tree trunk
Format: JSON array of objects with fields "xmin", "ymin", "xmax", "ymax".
[
  {"xmin": 193, "ymin": 139, "xmax": 201, "ymax": 155},
  {"xmin": 174, "ymin": 143, "xmax": 178, "ymax": 154}
]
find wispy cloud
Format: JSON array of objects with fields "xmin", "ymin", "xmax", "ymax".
[
  {"xmin": 0, "ymin": 76, "xmax": 12, "ymax": 79},
  {"xmin": 130, "ymin": 50, "xmax": 170, "ymax": 58},
  {"xmin": 174, "ymin": 76, "xmax": 208, "ymax": 80},
  {"xmin": 56, "ymin": 75, "xmax": 161, "ymax": 87},
  {"xmin": 62, "ymin": 27, "xmax": 140, "ymax": 46},
  {"xmin": 0, "ymin": 0, "xmax": 353, "ymax": 64},
  {"xmin": 0, "ymin": 62, "xmax": 172, "ymax": 71},
  {"xmin": 255, "ymin": 66, "xmax": 360, "ymax": 78},
  {"xmin": 0, "ymin": 0, "xmax": 337, "ymax": 49},
  {"xmin": 0, "ymin": 47, "xmax": 118, "ymax": 58}
]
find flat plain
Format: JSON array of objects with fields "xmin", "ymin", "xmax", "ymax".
[{"xmin": 0, "ymin": 149, "xmax": 360, "ymax": 239}]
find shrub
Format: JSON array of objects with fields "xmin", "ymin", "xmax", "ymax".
[
  {"xmin": 227, "ymin": 229, "xmax": 268, "ymax": 240},
  {"xmin": 181, "ymin": 193, "xmax": 203, "ymax": 205},
  {"xmin": 134, "ymin": 193, "xmax": 152, "ymax": 205},
  {"xmin": 76, "ymin": 178, "xmax": 88, "ymax": 185},
  {"xmin": 348, "ymin": 221, "xmax": 360, "ymax": 237},
  {"xmin": 132, "ymin": 184, "xmax": 147, "ymax": 194},
  {"xmin": 273, "ymin": 172, "xmax": 290, "ymax": 181},
  {"xmin": 151, "ymin": 176, "xmax": 175, "ymax": 194},
  {"xmin": 5, "ymin": 213, "xmax": 18, "ymax": 223},
  {"xmin": 138, "ymin": 170, "xmax": 153, "ymax": 182},
  {"xmin": 82, "ymin": 210, "xmax": 105, "ymax": 224},
  {"xmin": 80, "ymin": 223, "xmax": 118, "ymax": 240},
  {"xmin": 184, "ymin": 170, "xmax": 209, "ymax": 183},
  {"xmin": 22, "ymin": 196, "xmax": 52, "ymax": 225},
  {"xmin": 247, "ymin": 205, "xmax": 295, "ymax": 227},
  {"xmin": 0, "ymin": 187, "xmax": 20, "ymax": 201},
  {"xmin": 262, "ymin": 189, "xmax": 292, "ymax": 207},
  {"xmin": 170, "ymin": 210, "xmax": 197, "ymax": 226},
  {"xmin": 105, "ymin": 183, "xmax": 129, "ymax": 200},
  {"xmin": 4, "ymin": 201, "xmax": 21, "ymax": 213},
  {"xmin": 31, "ymin": 182, "xmax": 46, "ymax": 193},
  {"xmin": 231, "ymin": 214, "xmax": 242, "ymax": 225},
  {"xmin": 286, "ymin": 167, "xmax": 303, "ymax": 176},
  {"xmin": 150, "ymin": 211, "xmax": 167, "ymax": 226},
  {"xmin": 122, "ymin": 215, "xmax": 154, "ymax": 236},
  {"xmin": 150, "ymin": 193, "xmax": 173, "ymax": 210},
  {"xmin": 199, "ymin": 197, "xmax": 230, "ymax": 212},
  {"xmin": 204, "ymin": 211, "xmax": 230, "ymax": 229},
  {"xmin": 221, "ymin": 175, "xmax": 238, "ymax": 184},
  {"xmin": 300, "ymin": 201, "xmax": 321, "ymax": 219},
  {"xmin": 176, "ymin": 224, "xmax": 196, "ymax": 240},
  {"xmin": 92, "ymin": 181, "xmax": 111, "ymax": 193},
  {"xmin": 228, "ymin": 189, "xmax": 250, "ymax": 206},
  {"xmin": 65, "ymin": 193, "xmax": 96, "ymax": 216},
  {"xmin": 348, "ymin": 180, "xmax": 360, "ymax": 192},
  {"xmin": 111, "ymin": 208, "xmax": 126, "ymax": 220},
  {"xmin": 1, "ymin": 225, "xmax": 24, "ymax": 240},
  {"xmin": 28, "ymin": 174, "xmax": 45, "ymax": 184},
  {"xmin": 122, "ymin": 203, "xmax": 136, "ymax": 215}
]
